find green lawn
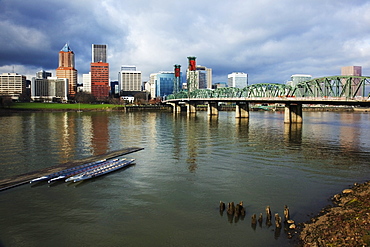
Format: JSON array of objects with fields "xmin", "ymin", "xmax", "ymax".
[{"xmin": 10, "ymin": 102, "xmax": 117, "ymax": 110}]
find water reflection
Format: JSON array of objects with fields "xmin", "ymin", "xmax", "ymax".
[
  {"xmin": 284, "ymin": 123, "xmax": 302, "ymax": 145},
  {"xmin": 1, "ymin": 111, "xmax": 370, "ymax": 247}
]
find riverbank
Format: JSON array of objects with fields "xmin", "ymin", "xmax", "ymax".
[{"xmin": 298, "ymin": 181, "xmax": 370, "ymax": 246}]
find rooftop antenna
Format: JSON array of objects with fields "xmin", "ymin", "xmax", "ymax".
[{"xmin": 12, "ymin": 65, "xmax": 14, "ymax": 73}]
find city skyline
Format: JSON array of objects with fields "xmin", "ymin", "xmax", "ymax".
[{"xmin": 1, "ymin": 1, "xmax": 370, "ymax": 84}]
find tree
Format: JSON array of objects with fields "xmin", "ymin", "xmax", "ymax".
[
  {"xmin": 74, "ymin": 92, "xmax": 96, "ymax": 103},
  {"xmin": 0, "ymin": 95, "xmax": 12, "ymax": 108}
]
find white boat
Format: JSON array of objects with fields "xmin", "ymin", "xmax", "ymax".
[
  {"xmin": 68, "ymin": 159, "xmax": 135, "ymax": 182},
  {"xmin": 29, "ymin": 159, "xmax": 108, "ymax": 183}
]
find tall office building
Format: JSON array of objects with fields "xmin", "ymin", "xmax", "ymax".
[
  {"xmin": 0, "ymin": 73, "xmax": 26, "ymax": 100},
  {"xmin": 197, "ymin": 65, "xmax": 212, "ymax": 89},
  {"xmin": 185, "ymin": 63, "xmax": 212, "ymax": 90},
  {"xmin": 341, "ymin": 66, "xmax": 362, "ymax": 76},
  {"xmin": 91, "ymin": 62, "xmax": 110, "ymax": 100},
  {"xmin": 56, "ymin": 43, "xmax": 78, "ymax": 97},
  {"xmin": 119, "ymin": 65, "xmax": 142, "ymax": 92},
  {"xmin": 341, "ymin": 66, "xmax": 362, "ymax": 96},
  {"xmin": 31, "ymin": 77, "xmax": 68, "ymax": 102},
  {"xmin": 36, "ymin": 70, "xmax": 52, "ymax": 79},
  {"xmin": 150, "ymin": 71, "xmax": 176, "ymax": 98},
  {"xmin": 228, "ymin": 72, "xmax": 248, "ymax": 88},
  {"xmin": 288, "ymin": 74, "xmax": 312, "ymax": 87},
  {"xmin": 82, "ymin": 72, "xmax": 91, "ymax": 93},
  {"xmin": 92, "ymin": 44, "xmax": 107, "ymax": 63}
]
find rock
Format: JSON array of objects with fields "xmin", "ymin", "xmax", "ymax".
[
  {"xmin": 287, "ymin": 219, "xmax": 295, "ymax": 224},
  {"xmin": 342, "ymin": 189, "xmax": 354, "ymax": 194}
]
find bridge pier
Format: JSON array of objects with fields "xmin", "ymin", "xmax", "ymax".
[
  {"xmin": 185, "ymin": 102, "xmax": 197, "ymax": 114},
  {"xmin": 284, "ymin": 103, "xmax": 303, "ymax": 123},
  {"xmin": 168, "ymin": 102, "xmax": 182, "ymax": 113},
  {"xmin": 207, "ymin": 102, "xmax": 219, "ymax": 116},
  {"xmin": 235, "ymin": 102, "xmax": 249, "ymax": 118}
]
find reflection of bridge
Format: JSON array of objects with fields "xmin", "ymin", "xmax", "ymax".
[{"xmin": 164, "ymin": 76, "xmax": 370, "ymax": 123}]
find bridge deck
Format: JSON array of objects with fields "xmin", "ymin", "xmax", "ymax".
[
  {"xmin": 165, "ymin": 97, "xmax": 370, "ymax": 106},
  {"xmin": 0, "ymin": 147, "xmax": 144, "ymax": 192}
]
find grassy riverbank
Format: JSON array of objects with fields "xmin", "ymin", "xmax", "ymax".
[{"xmin": 8, "ymin": 102, "xmax": 116, "ymax": 110}]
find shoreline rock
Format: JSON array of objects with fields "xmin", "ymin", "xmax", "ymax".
[{"xmin": 297, "ymin": 181, "xmax": 370, "ymax": 246}]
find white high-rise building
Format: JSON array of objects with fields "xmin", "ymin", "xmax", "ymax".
[
  {"xmin": 82, "ymin": 72, "xmax": 91, "ymax": 93},
  {"xmin": 118, "ymin": 65, "xmax": 142, "ymax": 92},
  {"xmin": 31, "ymin": 77, "xmax": 68, "ymax": 102},
  {"xmin": 228, "ymin": 72, "xmax": 248, "ymax": 88},
  {"xmin": 149, "ymin": 73, "xmax": 158, "ymax": 98},
  {"xmin": 0, "ymin": 73, "xmax": 26, "ymax": 100},
  {"xmin": 289, "ymin": 74, "xmax": 312, "ymax": 87}
]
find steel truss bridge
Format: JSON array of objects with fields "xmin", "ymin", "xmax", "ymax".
[{"xmin": 164, "ymin": 76, "xmax": 370, "ymax": 123}]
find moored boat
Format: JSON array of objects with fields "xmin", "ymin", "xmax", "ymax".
[
  {"xmin": 47, "ymin": 159, "xmax": 124, "ymax": 183},
  {"xmin": 68, "ymin": 159, "xmax": 135, "ymax": 182},
  {"xmin": 29, "ymin": 159, "xmax": 109, "ymax": 183}
]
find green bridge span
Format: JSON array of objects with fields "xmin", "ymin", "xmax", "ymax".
[{"xmin": 164, "ymin": 76, "xmax": 370, "ymax": 123}]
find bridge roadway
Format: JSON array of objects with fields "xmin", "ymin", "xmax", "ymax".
[{"xmin": 164, "ymin": 97, "xmax": 370, "ymax": 123}]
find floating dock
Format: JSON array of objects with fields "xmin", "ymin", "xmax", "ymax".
[{"xmin": 0, "ymin": 147, "xmax": 144, "ymax": 191}]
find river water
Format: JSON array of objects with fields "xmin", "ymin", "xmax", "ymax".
[{"xmin": 0, "ymin": 110, "xmax": 370, "ymax": 247}]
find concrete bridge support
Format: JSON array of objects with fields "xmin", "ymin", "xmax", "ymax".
[
  {"xmin": 284, "ymin": 103, "xmax": 303, "ymax": 123},
  {"xmin": 185, "ymin": 102, "xmax": 197, "ymax": 114},
  {"xmin": 207, "ymin": 102, "xmax": 219, "ymax": 116},
  {"xmin": 168, "ymin": 102, "xmax": 181, "ymax": 113},
  {"xmin": 235, "ymin": 102, "xmax": 249, "ymax": 118}
]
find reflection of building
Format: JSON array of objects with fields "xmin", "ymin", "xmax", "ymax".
[
  {"xmin": 0, "ymin": 73, "xmax": 26, "ymax": 100},
  {"xmin": 91, "ymin": 62, "xmax": 110, "ymax": 100},
  {"xmin": 119, "ymin": 65, "xmax": 142, "ymax": 92},
  {"xmin": 341, "ymin": 66, "xmax": 362, "ymax": 96},
  {"xmin": 91, "ymin": 114, "xmax": 109, "ymax": 155},
  {"xmin": 31, "ymin": 77, "xmax": 68, "ymax": 102},
  {"xmin": 228, "ymin": 72, "xmax": 248, "ymax": 88},
  {"xmin": 56, "ymin": 43, "xmax": 77, "ymax": 97}
]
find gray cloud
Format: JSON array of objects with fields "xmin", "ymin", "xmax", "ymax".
[{"xmin": 0, "ymin": 0, "xmax": 369, "ymax": 84}]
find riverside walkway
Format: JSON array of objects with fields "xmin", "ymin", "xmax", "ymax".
[{"xmin": 0, "ymin": 147, "xmax": 144, "ymax": 191}]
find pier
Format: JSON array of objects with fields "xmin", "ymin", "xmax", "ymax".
[{"xmin": 0, "ymin": 147, "xmax": 144, "ymax": 191}]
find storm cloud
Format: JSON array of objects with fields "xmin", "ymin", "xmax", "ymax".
[{"xmin": 1, "ymin": 0, "xmax": 370, "ymax": 84}]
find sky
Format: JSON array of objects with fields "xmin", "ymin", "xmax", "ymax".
[{"xmin": 1, "ymin": 0, "xmax": 370, "ymax": 84}]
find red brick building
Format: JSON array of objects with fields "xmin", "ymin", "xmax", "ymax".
[{"xmin": 91, "ymin": 62, "xmax": 109, "ymax": 100}]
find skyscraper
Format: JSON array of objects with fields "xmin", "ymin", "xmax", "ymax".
[
  {"xmin": 0, "ymin": 73, "xmax": 26, "ymax": 100},
  {"xmin": 91, "ymin": 62, "xmax": 110, "ymax": 100},
  {"xmin": 341, "ymin": 66, "xmax": 362, "ymax": 96},
  {"xmin": 119, "ymin": 66, "xmax": 142, "ymax": 92},
  {"xmin": 36, "ymin": 70, "xmax": 52, "ymax": 79},
  {"xmin": 92, "ymin": 44, "xmax": 107, "ymax": 63},
  {"xmin": 150, "ymin": 71, "xmax": 176, "ymax": 98},
  {"xmin": 56, "ymin": 43, "xmax": 78, "ymax": 97},
  {"xmin": 228, "ymin": 72, "xmax": 248, "ymax": 88}
]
